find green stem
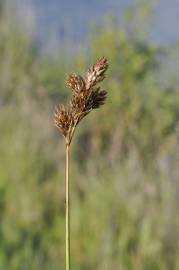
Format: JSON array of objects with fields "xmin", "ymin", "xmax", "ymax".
[{"xmin": 65, "ymin": 144, "xmax": 70, "ymax": 270}]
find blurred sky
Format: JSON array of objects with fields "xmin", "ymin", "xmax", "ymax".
[{"xmin": 5, "ymin": 0, "xmax": 179, "ymax": 52}]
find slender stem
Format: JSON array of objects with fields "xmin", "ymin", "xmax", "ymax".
[{"xmin": 65, "ymin": 144, "xmax": 70, "ymax": 270}]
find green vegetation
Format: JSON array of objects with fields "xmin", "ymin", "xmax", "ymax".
[{"xmin": 0, "ymin": 3, "xmax": 179, "ymax": 270}]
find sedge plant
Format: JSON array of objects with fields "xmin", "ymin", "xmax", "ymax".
[{"xmin": 54, "ymin": 57, "xmax": 109, "ymax": 270}]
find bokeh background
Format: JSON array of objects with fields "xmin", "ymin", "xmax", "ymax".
[{"xmin": 0, "ymin": 0, "xmax": 179, "ymax": 269}]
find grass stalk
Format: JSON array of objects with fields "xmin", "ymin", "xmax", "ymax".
[{"xmin": 54, "ymin": 57, "xmax": 109, "ymax": 269}]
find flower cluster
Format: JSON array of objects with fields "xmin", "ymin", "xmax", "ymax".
[{"xmin": 54, "ymin": 57, "xmax": 109, "ymax": 145}]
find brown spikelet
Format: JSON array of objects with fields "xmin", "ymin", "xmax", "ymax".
[
  {"xmin": 85, "ymin": 57, "xmax": 109, "ymax": 90},
  {"xmin": 87, "ymin": 88, "xmax": 107, "ymax": 109},
  {"xmin": 54, "ymin": 57, "xmax": 109, "ymax": 145},
  {"xmin": 67, "ymin": 74, "xmax": 86, "ymax": 94},
  {"xmin": 54, "ymin": 105, "xmax": 72, "ymax": 138}
]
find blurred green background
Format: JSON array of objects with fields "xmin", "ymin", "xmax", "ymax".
[{"xmin": 0, "ymin": 0, "xmax": 179, "ymax": 269}]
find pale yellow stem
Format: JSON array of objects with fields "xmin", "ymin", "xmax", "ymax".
[{"xmin": 65, "ymin": 144, "xmax": 70, "ymax": 270}]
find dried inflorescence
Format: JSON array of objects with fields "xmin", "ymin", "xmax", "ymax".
[{"xmin": 54, "ymin": 57, "xmax": 109, "ymax": 145}]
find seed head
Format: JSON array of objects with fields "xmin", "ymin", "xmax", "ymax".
[{"xmin": 54, "ymin": 57, "xmax": 109, "ymax": 145}]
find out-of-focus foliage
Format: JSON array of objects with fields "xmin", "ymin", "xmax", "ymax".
[{"xmin": 0, "ymin": 2, "xmax": 179, "ymax": 270}]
